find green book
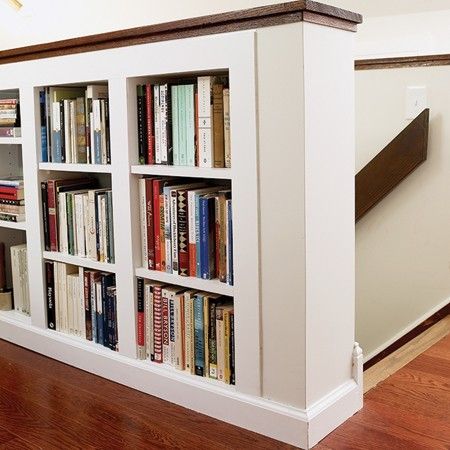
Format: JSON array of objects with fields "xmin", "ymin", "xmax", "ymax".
[
  {"xmin": 178, "ymin": 85, "xmax": 187, "ymax": 166},
  {"xmin": 66, "ymin": 192, "xmax": 75, "ymax": 255},
  {"xmin": 185, "ymin": 84, "xmax": 195, "ymax": 167},
  {"xmin": 171, "ymin": 85, "xmax": 180, "ymax": 166}
]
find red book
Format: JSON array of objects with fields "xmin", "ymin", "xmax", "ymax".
[
  {"xmin": 153, "ymin": 284, "xmax": 163, "ymax": 363},
  {"xmin": 145, "ymin": 83, "xmax": 155, "ymax": 165},
  {"xmin": 153, "ymin": 179, "xmax": 162, "ymax": 271},
  {"xmin": 177, "ymin": 189, "xmax": 189, "ymax": 276},
  {"xmin": 0, "ymin": 186, "xmax": 23, "ymax": 200},
  {"xmin": 162, "ymin": 292, "xmax": 170, "ymax": 363},
  {"xmin": 145, "ymin": 179, "xmax": 155, "ymax": 270}
]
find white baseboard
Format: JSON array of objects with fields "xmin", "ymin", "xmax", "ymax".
[
  {"xmin": 0, "ymin": 315, "xmax": 363, "ymax": 449},
  {"xmin": 363, "ymin": 297, "xmax": 450, "ymax": 363}
]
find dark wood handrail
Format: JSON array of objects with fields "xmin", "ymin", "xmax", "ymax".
[
  {"xmin": 0, "ymin": 1, "xmax": 361, "ymax": 65},
  {"xmin": 355, "ymin": 109, "xmax": 429, "ymax": 222}
]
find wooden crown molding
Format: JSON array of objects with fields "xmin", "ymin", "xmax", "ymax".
[
  {"xmin": 0, "ymin": 1, "xmax": 362, "ymax": 65},
  {"xmin": 355, "ymin": 54, "xmax": 450, "ymax": 71}
]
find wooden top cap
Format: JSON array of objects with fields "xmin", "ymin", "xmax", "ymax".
[{"xmin": 0, "ymin": 1, "xmax": 362, "ymax": 65}]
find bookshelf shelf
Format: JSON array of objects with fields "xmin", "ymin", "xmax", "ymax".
[
  {"xmin": 39, "ymin": 163, "xmax": 112, "ymax": 173},
  {"xmin": 0, "ymin": 309, "xmax": 32, "ymax": 326},
  {"xmin": 0, "ymin": 7, "xmax": 361, "ymax": 447},
  {"xmin": 0, "ymin": 137, "xmax": 22, "ymax": 145},
  {"xmin": 135, "ymin": 267, "xmax": 234, "ymax": 296},
  {"xmin": 131, "ymin": 165, "xmax": 232, "ymax": 180},
  {"xmin": 43, "ymin": 251, "xmax": 116, "ymax": 273},
  {"xmin": 0, "ymin": 220, "xmax": 26, "ymax": 231}
]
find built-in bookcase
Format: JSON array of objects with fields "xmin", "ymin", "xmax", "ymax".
[{"xmin": 0, "ymin": 11, "xmax": 361, "ymax": 447}]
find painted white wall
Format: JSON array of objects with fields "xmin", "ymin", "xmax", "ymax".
[{"xmin": 355, "ymin": 66, "xmax": 450, "ymax": 359}]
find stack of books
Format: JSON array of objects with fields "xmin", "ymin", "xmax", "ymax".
[
  {"xmin": 0, "ymin": 176, "xmax": 25, "ymax": 222},
  {"xmin": 139, "ymin": 178, "xmax": 233, "ymax": 285},
  {"xmin": 136, "ymin": 75, "xmax": 231, "ymax": 168},
  {"xmin": 40, "ymin": 85, "xmax": 110, "ymax": 164},
  {"xmin": 45, "ymin": 261, "xmax": 118, "ymax": 350},
  {"xmin": 137, "ymin": 279, "xmax": 235, "ymax": 384},
  {"xmin": 0, "ymin": 98, "xmax": 21, "ymax": 137},
  {"xmin": 11, "ymin": 244, "xmax": 30, "ymax": 316},
  {"xmin": 41, "ymin": 178, "xmax": 115, "ymax": 263}
]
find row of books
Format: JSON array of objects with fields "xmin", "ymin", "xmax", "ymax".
[
  {"xmin": 0, "ymin": 98, "xmax": 20, "ymax": 129},
  {"xmin": 11, "ymin": 244, "xmax": 30, "ymax": 316},
  {"xmin": 40, "ymin": 85, "xmax": 110, "ymax": 165},
  {"xmin": 139, "ymin": 178, "xmax": 233, "ymax": 285},
  {"xmin": 137, "ymin": 279, "xmax": 235, "ymax": 384},
  {"xmin": 136, "ymin": 75, "xmax": 231, "ymax": 168},
  {"xmin": 41, "ymin": 178, "xmax": 115, "ymax": 263},
  {"xmin": 0, "ymin": 176, "xmax": 25, "ymax": 223},
  {"xmin": 45, "ymin": 261, "xmax": 118, "ymax": 350}
]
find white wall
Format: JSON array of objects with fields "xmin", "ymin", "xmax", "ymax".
[{"xmin": 355, "ymin": 66, "xmax": 450, "ymax": 359}]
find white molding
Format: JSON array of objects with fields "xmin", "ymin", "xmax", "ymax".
[
  {"xmin": 0, "ymin": 317, "xmax": 362, "ymax": 449},
  {"xmin": 363, "ymin": 297, "xmax": 450, "ymax": 363}
]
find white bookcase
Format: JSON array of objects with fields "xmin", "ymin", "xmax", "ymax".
[{"xmin": 0, "ymin": 5, "xmax": 363, "ymax": 448}]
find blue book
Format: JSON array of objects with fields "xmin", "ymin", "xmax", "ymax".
[
  {"xmin": 39, "ymin": 90, "xmax": 48, "ymax": 162},
  {"xmin": 194, "ymin": 293, "xmax": 205, "ymax": 376},
  {"xmin": 199, "ymin": 195, "xmax": 216, "ymax": 279},
  {"xmin": 90, "ymin": 275, "xmax": 98, "ymax": 343}
]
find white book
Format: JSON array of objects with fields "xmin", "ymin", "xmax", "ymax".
[
  {"xmin": 58, "ymin": 192, "xmax": 68, "ymax": 254},
  {"xmin": 74, "ymin": 193, "xmax": 86, "ymax": 257},
  {"xmin": 67, "ymin": 273, "xmax": 75, "ymax": 335},
  {"xmin": 63, "ymin": 99, "xmax": 71, "ymax": 163},
  {"xmin": 100, "ymin": 100, "xmax": 107, "ymax": 164},
  {"xmin": 173, "ymin": 294, "xmax": 184, "ymax": 370},
  {"xmin": 170, "ymin": 190, "xmax": 179, "ymax": 275},
  {"xmin": 97, "ymin": 193, "xmax": 104, "ymax": 262},
  {"xmin": 86, "ymin": 84, "xmax": 108, "ymax": 100},
  {"xmin": 87, "ymin": 190, "xmax": 97, "ymax": 260},
  {"xmin": 69, "ymin": 100, "xmax": 77, "ymax": 163},
  {"xmin": 160, "ymin": 84, "xmax": 168, "ymax": 164},
  {"xmin": 82, "ymin": 194, "xmax": 90, "ymax": 258},
  {"xmin": 79, "ymin": 266, "xmax": 86, "ymax": 339},
  {"xmin": 183, "ymin": 290, "xmax": 196, "ymax": 374},
  {"xmin": 138, "ymin": 179, "xmax": 148, "ymax": 268},
  {"xmin": 101, "ymin": 195, "xmax": 108, "ymax": 263},
  {"xmin": 197, "ymin": 76, "xmax": 214, "ymax": 168},
  {"xmin": 154, "ymin": 85, "xmax": 161, "ymax": 164},
  {"xmin": 10, "ymin": 245, "xmax": 22, "ymax": 313}
]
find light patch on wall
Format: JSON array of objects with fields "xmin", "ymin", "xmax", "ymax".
[{"xmin": 5, "ymin": 0, "xmax": 23, "ymax": 10}]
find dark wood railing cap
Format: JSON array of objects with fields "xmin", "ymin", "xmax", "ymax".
[{"xmin": 0, "ymin": 1, "xmax": 362, "ymax": 65}]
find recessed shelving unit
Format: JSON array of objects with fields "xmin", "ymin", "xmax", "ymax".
[{"xmin": 0, "ymin": 4, "xmax": 362, "ymax": 447}]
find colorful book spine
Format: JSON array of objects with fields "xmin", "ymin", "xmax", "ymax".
[
  {"xmin": 177, "ymin": 189, "xmax": 189, "ymax": 277},
  {"xmin": 212, "ymin": 83, "xmax": 225, "ymax": 168},
  {"xmin": 146, "ymin": 84, "xmax": 155, "ymax": 165},
  {"xmin": 137, "ymin": 85, "xmax": 146, "ymax": 165},
  {"xmin": 137, "ymin": 277, "xmax": 146, "ymax": 359},
  {"xmin": 153, "ymin": 284, "xmax": 163, "ymax": 363},
  {"xmin": 162, "ymin": 288, "xmax": 171, "ymax": 364},
  {"xmin": 194, "ymin": 293, "xmax": 205, "ymax": 376}
]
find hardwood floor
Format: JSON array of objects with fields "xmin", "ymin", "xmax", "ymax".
[
  {"xmin": 318, "ymin": 333, "xmax": 450, "ymax": 449},
  {"xmin": 0, "ymin": 334, "xmax": 448, "ymax": 449}
]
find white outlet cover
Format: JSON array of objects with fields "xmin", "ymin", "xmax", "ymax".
[{"xmin": 406, "ymin": 86, "xmax": 427, "ymax": 120}]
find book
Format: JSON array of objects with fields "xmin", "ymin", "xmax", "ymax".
[
  {"xmin": 223, "ymin": 88, "xmax": 231, "ymax": 168},
  {"xmin": 137, "ymin": 277, "xmax": 146, "ymax": 359},
  {"xmin": 197, "ymin": 76, "xmax": 214, "ymax": 168},
  {"xmin": 194, "ymin": 292, "xmax": 205, "ymax": 376},
  {"xmin": 212, "ymin": 83, "xmax": 225, "ymax": 168},
  {"xmin": 45, "ymin": 261, "xmax": 56, "ymax": 329}
]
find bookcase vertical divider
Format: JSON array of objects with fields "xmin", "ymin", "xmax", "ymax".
[
  {"xmin": 108, "ymin": 76, "xmax": 138, "ymax": 359},
  {"xmin": 20, "ymin": 84, "xmax": 46, "ymax": 329}
]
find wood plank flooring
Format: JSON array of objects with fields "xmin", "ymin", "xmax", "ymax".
[
  {"xmin": 317, "ymin": 333, "xmax": 450, "ymax": 449},
  {"xmin": 0, "ymin": 333, "xmax": 448, "ymax": 449}
]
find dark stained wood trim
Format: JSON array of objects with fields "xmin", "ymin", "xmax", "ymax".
[
  {"xmin": 363, "ymin": 302, "xmax": 450, "ymax": 371},
  {"xmin": 355, "ymin": 109, "xmax": 429, "ymax": 222},
  {"xmin": 0, "ymin": 1, "xmax": 361, "ymax": 65},
  {"xmin": 355, "ymin": 53, "xmax": 450, "ymax": 71}
]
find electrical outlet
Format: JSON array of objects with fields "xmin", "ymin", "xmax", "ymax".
[{"xmin": 406, "ymin": 86, "xmax": 427, "ymax": 120}]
